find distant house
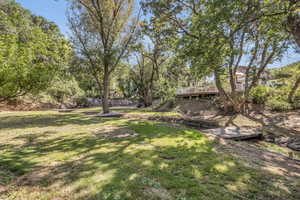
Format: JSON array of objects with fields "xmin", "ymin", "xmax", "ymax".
[
  {"xmin": 234, "ymin": 66, "xmax": 271, "ymax": 90},
  {"xmin": 176, "ymin": 66, "xmax": 271, "ymax": 98}
]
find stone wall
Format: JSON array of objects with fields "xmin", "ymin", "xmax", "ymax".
[{"xmin": 86, "ymin": 98, "xmax": 136, "ymax": 107}]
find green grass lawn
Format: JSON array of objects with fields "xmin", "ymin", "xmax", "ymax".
[{"xmin": 0, "ymin": 108, "xmax": 299, "ymax": 200}]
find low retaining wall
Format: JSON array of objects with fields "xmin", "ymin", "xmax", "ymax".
[{"xmin": 86, "ymin": 98, "xmax": 136, "ymax": 107}]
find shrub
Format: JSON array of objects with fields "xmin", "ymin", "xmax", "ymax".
[
  {"xmin": 291, "ymin": 95, "xmax": 300, "ymax": 109},
  {"xmin": 74, "ymin": 96, "xmax": 90, "ymax": 107},
  {"xmin": 292, "ymin": 101, "xmax": 300, "ymax": 109},
  {"xmin": 250, "ymin": 85, "xmax": 271, "ymax": 104},
  {"xmin": 46, "ymin": 77, "xmax": 84, "ymax": 102},
  {"xmin": 266, "ymin": 98, "xmax": 292, "ymax": 111}
]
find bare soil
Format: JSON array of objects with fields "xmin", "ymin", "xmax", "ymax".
[{"xmin": 0, "ymin": 101, "xmax": 58, "ymax": 111}]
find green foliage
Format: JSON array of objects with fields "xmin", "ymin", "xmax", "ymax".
[
  {"xmin": 115, "ymin": 65, "xmax": 137, "ymax": 98},
  {"xmin": 292, "ymin": 100, "xmax": 300, "ymax": 110},
  {"xmin": 0, "ymin": 1, "xmax": 71, "ymax": 102},
  {"xmin": 45, "ymin": 77, "xmax": 84, "ymax": 104},
  {"xmin": 264, "ymin": 82, "xmax": 291, "ymax": 111},
  {"xmin": 69, "ymin": 56, "xmax": 102, "ymax": 98},
  {"xmin": 250, "ymin": 85, "xmax": 271, "ymax": 104},
  {"xmin": 73, "ymin": 96, "xmax": 90, "ymax": 107},
  {"xmin": 271, "ymin": 61, "xmax": 300, "ymax": 85},
  {"xmin": 266, "ymin": 98, "xmax": 292, "ymax": 112},
  {"xmin": 69, "ymin": 0, "xmax": 139, "ymax": 113},
  {"xmin": 155, "ymin": 78, "xmax": 177, "ymax": 102},
  {"xmin": 117, "ymin": 77, "xmax": 136, "ymax": 98},
  {"xmin": 143, "ymin": 0, "xmax": 291, "ymax": 113},
  {"xmin": 265, "ymin": 62, "xmax": 300, "ymax": 111}
]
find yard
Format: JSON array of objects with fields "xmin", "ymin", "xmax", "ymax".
[{"xmin": 0, "ymin": 108, "xmax": 299, "ymax": 200}]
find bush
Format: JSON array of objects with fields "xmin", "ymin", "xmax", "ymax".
[
  {"xmin": 74, "ymin": 96, "xmax": 90, "ymax": 107},
  {"xmin": 266, "ymin": 98, "xmax": 292, "ymax": 111},
  {"xmin": 250, "ymin": 85, "xmax": 271, "ymax": 104},
  {"xmin": 292, "ymin": 93, "xmax": 300, "ymax": 110},
  {"xmin": 46, "ymin": 77, "xmax": 84, "ymax": 102},
  {"xmin": 292, "ymin": 102, "xmax": 300, "ymax": 109}
]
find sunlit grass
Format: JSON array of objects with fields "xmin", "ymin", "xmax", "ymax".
[
  {"xmin": 0, "ymin": 109, "xmax": 298, "ymax": 200},
  {"xmin": 74, "ymin": 106, "xmax": 182, "ymax": 118}
]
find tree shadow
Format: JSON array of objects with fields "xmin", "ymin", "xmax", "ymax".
[
  {"xmin": 244, "ymin": 112, "xmax": 300, "ymax": 137},
  {"xmin": 0, "ymin": 113, "xmax": 110, "ymax": 130},
  {"xmin": 224, "ymin": 114, "xmax": 239, "ymax": 127},
  {"xmin": 1, "ymin": 119, "xmax": 299, "ymax": 199}
]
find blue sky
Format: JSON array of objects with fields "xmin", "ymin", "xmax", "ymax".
[
  {"xmin": 16, "ymin": 0, "xmax": 300, "ymax": 68},
  {"xmin": 16, "ymin": 0, "xmax": 69, "ymax": 35}
]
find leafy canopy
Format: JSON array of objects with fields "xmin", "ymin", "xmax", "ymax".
[{"xmin": 0, "ymin": 0, "xmax": 71, "ymax": 102}]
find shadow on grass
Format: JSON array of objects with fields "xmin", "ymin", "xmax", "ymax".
[
  {"xmin": 0, "ymin": 113, "xmax": 108, "ymax": 130},
  {"xmin": 0, "ymin": 118, "xmax": 299, "ymax": 199},
  {"xmin": 244, "ymin": 112, "xmax": 300, "ymax": 137}
]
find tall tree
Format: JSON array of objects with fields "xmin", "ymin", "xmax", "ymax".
[
  {"xmin": 68, "ymin": 0, "xmax": 140, "ymax": 113},
  {"xmin": 283, "ymin": 0, "xmax": 300, "ymax": 103},
  {"xmin": 0, "ymin": 0, "xmax": 71, "ymax": 102},
  {"xmin": 68, "ymin": 7, "xmax": 103, "ymax": 98},
  {"xmin": 143, "ymin": 0, "xmax": 291, "ymax": 113},
  {"xmin": 129, "ymin": 44, "xmax": 161, "ymax": 107}
]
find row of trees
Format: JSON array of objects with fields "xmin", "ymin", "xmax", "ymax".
[
  {"xmin": 142, "ymin": 0, "xmax": 300, "ymax": 113},
  {"xmin": 67, "ymin": 0, "xmax": 141, "ymax": 113},
  {"xmin": 1, "ymin": 0, "xmax": 300, "ymax": 113},
  {"xmin": 68, "ymin": 0, "xmax": 300, "ymax": 113}
]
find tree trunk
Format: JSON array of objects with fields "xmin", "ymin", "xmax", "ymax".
[
  {"xmin": 214, "ymin": 69, "xmax": 230, "ymax": 113},
  {"xmin": 215, "ymin": 68, "xmax": 244, "ymax": 113},
  {"xmin": 287, "ymin": 10, "xmax": 300, "ymax": 103},
  {"xmin": 286, "ymin": 3, "xmax": 300, "ymax": 104},
  {"xmin": 287, "ymin": 14, "xmax": 300, "ymax": 47},
  {"xmin": 214, "ymin": 69, "xmax": 227, "ymax": 98},
  {"xmin": 143, "ymin": 88, "xmax": 152, "ymax": 107},
  {"xmin": 229, "ymin": 66, "xmax": 237, "ymax": 94},
  {"xmin": 288, "ymin": 75, "xmax": 300, "ymax": 103},
  {"xmin": 102, "ymin": 68, "xmax": 110, "ymax": 114}
]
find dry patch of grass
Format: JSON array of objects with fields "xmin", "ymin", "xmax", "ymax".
[
  {"xmin": 254, "ymin": 141, "xmax": 300, "ymax": 160},
  {"xmin": 94, "ymin": 125, "xmax": 137, "ymax": 139},
  {"xmin": 0, "ymin": 109, "xmax": 299, "ymax": 200}
]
